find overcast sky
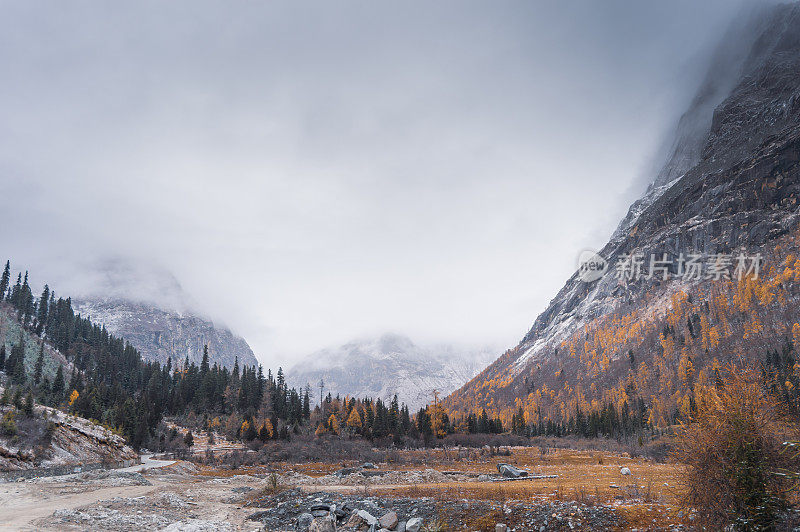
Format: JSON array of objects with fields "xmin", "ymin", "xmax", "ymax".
[{"xmin": 0, "ymin": 0, "xmax": 761, "ymax": 367}]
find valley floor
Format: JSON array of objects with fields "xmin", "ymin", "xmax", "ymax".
[{"xmin": 0, "ymin": 446, "xmax": 783, "ymax": 531}]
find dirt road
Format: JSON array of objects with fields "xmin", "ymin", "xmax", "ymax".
[{"xmin": 0, "ymin": 480, "xmax": 162, "ymax": 530}]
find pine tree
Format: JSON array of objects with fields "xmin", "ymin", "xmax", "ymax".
[
  {"xmin": 10, "ymin": 273, "xmax": 21, "ymax": 307},
  {"xmin": 20, "ymin": 272, "xmax": 34, "ymax": 326},
  {"xmin": 200, "ymin": 345, "xmax": 210, "ymax": 376},
  {"xmin": 23, "ymin": 391, "xmax": 34, "ymax": 416},
  {"xmin": 33, "ymin": 342, "xmax": 44, "ymax": 385},
  {"xmin": 52, "ymin": 364, "xmax": 65, "ymax": 399},
  {"xmin": 35, "ymin": 284, "xmax": 49, "ymax": 335},
  {"xmin": 302, "ymin": 390, "xmax": 311, "ymax": 419},
  {"xmin": 10, "ymin": 335, "xmax": 26, "ymax": 384},
  {"xmin": 0, "ymin": 345, "xmax": 5, "ymax": 369},
  {"xmin": 0, "ymin": 260, "xmax": 10, "ymax": 302}
]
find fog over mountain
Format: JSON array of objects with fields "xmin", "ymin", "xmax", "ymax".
[
  {"xmin": 287, "ymin": 333, "xmax": 497, "ymax": 410},
  {"xmin": 0, "ymin": 0, "xmax": 769, "ymax": 367}
]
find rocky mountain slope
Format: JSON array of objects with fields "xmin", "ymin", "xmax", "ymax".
[
  {"xmin": 0, "ymin": 401, "xmax": 137, "ymax": 471},
  {"xmin": 287, "ymin": 334, "xmax": 496, "ymax": 410},
  {"xmin": 71, "ymin": 261, "xmax": 257, "ymax": 369},
  {"xmin": 445, "ymin": 2, "xmax": 800, "ymax": 425}
]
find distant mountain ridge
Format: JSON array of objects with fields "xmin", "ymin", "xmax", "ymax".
[
  {"xmin": 286, "ymin": 333, "xmax": 496, "ymax": 411},
  {"xmin": 71, "ymin": 259, "xmax": 258, "ymax": 369}
]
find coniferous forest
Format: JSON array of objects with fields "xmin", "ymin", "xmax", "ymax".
[{"xmin": 0, "ymin": 260, "xmax": 424, "ymax": 449}]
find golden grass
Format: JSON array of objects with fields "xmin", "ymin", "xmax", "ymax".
[{"xmin": 370, "ymin": 448, "xmax": 684, "ymax": 505}]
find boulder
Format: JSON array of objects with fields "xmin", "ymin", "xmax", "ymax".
[
  {"xmin": 346, "ymin": 509, "xmax": 378, "ymax": 528},
  {"xmin": 363, "ymin": 462, "xmax": 377, "ymax": 469},
  {"xmin": 297, "ymin": 513, "xmax": 314, "ymax": 530},
  {"xmin": 308, "ymin": 517, "xmax": 336, "ymax": 532},
  {"xmin": 496, "ymin": 525, "xmax": 508, "ymax": 532},
  {"xmin": 497, "ymin": 463, "xmax": 528, "ymax": 478},
  {"xmin": 379, "ymin": 511, "xmax": 398, "ymax": 529},
  {"xmin": 405, "ymin": 517, "xmax": 423, "ymax": 532},
  {"xmin": 620, "ymin": 467, "xmax": 631, "ymax": 476}
]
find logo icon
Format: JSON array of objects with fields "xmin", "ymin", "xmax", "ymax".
[{"xmin": 577, "ymin": 250, "xmax": 608, "ymax": 282}]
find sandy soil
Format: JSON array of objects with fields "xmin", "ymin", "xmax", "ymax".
[{"xmin": 0, "ymin": 462, "xmax": 264, "ymax": 531}]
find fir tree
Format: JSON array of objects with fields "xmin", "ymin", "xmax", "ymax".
[
  {"xmin": 33, "ymin": 342, "xmax": 44, "ymax": 385},
  {"xmin": 0, "ymin": 260, "xmax": 10, "ymax": 301},
  {"xmin": 10, "ymin": 273, "xmax": 21, "ymax": 307},
  {"xmin": 35, "ymin": 284, "xmax": 49, "ymax": 335},
  {"xmin": 23, "ymin": 392, "xmax": 34, "ymax": 417},
  {"xmin": 52, "ymin": 364, "xmax": 65, "ymax": 399}
]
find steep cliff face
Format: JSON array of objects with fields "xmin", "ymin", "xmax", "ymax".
[
  {"xmin": 287, "ymin": 333, "xmax": 496, "ymax": 411},
  {"xmin": 445, "ymin": 2, "xmax": 800, "ymax": 422}
]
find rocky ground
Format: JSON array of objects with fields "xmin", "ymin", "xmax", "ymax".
[
  {"xmin": 0, "ymin": 458, "xmax": 656, "ymax": 531},
  {"xmin": 0, "ymin": 449, "xmax": 712, "ymax": 530},
  {"xmin": 246, "ymin": 487, "xmax": 624, "ymax": 531}
]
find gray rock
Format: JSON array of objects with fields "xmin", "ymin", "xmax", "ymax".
[
  {"xmin": 346, "ymin": 509, "xmax": 378, "ymax": 528},
  {"xmin": 496, "ymin": 525, "xmax": 508, "ymax": 532},
  {"xmin": 363, "ymin": 462, "xmax": 377, "ymax": 469},
  {"xmin": 308, "ymin": 517, "xmax": 335, "ymax": 532},
  {"xmin": 497, "ymin": 463, "xmax": 528, "ymax": 478},
  {"xmin": 619, "ymin": 467, "xmax": 631, "ymax": 476},
  {"xmin": 379, "ymin": 510, "xmax": 398, "ymax": 529},
  {"xmin": 297, "ymin": 513, "xmax": 314, "ymax": 530},
  {"xmin": 405, "ymin": 517, "xmax": 423, "ymax": 532}
]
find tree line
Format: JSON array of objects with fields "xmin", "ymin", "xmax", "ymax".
[{"xmin": 0, "ymin": 260, "xmax": 315, "ymax": 448}]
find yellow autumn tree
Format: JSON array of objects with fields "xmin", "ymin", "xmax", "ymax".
[
  {"xmin": 68, "ymin": 389, "xmax": 79, "ymax": 406},
  {"xmin": 328, "ymin": 414, "xmax": 339, "ymax": 435},
  {"xmin": 346, "ymin": 407, "xmax": 362, "ymax": 430},
  {"xmin": 259, "ymin": 419, "xmax": 274, "ymax": 440}
]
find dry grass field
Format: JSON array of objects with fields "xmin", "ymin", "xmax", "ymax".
[{"xmin": 198, "ymin": 446, "xmax": 695, "ymax": 529}]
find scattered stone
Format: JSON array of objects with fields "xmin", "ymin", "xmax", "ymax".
[
  {"xmin": 619, "ymin": 467, "xmax": 632, "ymax": 476},
  {"xmin": 363, "ymin": 462, "xmax": 377, "ymax": 469},
  {"xmin": 497, "ymin": 463, "xmax": 528, "ymax": 478},
  {"xmin": 379, "ymin": 510, "xmax": 398, "ymax": 529},
  {"xmin": 308, "ymin": 516, "xmax": 336, "ymax": 532},
  {"xmin": 297, "ymin": 512, "xmax": 314, "ymax": 530},
  {"xmin": 405, "ymin": 517, "xmax": 423, "ymax": 532},
  {"xmin": 357, "ymin": 509, "xmax": 378, "ymax": 525}
]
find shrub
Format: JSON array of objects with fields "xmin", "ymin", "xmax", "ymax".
[
  {"xmin": 1, "ymin": 410, "xmax": 17, "ymax": 436},
  {"xmin": 673, "ymin": 366, "xmax": 800, "ymax": 529}
]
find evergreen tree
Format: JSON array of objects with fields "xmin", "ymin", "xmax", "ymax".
[
  {"xmin": 52, "ymin": 364, "xmax": 65, "ymax": 399},
  {"xmin": 35, "ymin": 284, "xmax": 49, "ymax": 335},
  {"xmin": 0, "ymin": 260, "xmax": 10, "ymax": 301},
  {"xmin": 302, "ymin": 389, "xmax": 311, "ymax": 419},
  {"xmin": 10, "ymin": 336, "xmax": 26, "ymax": 384},
  {"xmin": 0, "ymin": 345, "xmax": 5, "ymax": 369},
  {"xmin": 33, "ymin": 342, "xmax": 44, "ymax": 384},
  {"xmin": 9, "ymin": 273, "xmax": 21, "ymax": 307},
  {"xmin": 200, "ymin": 345, "xmax": 210, "ymax": 376},
  {"xmin": 23, "ymin": 391, "xmax": 34, "ymax": 416}
]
